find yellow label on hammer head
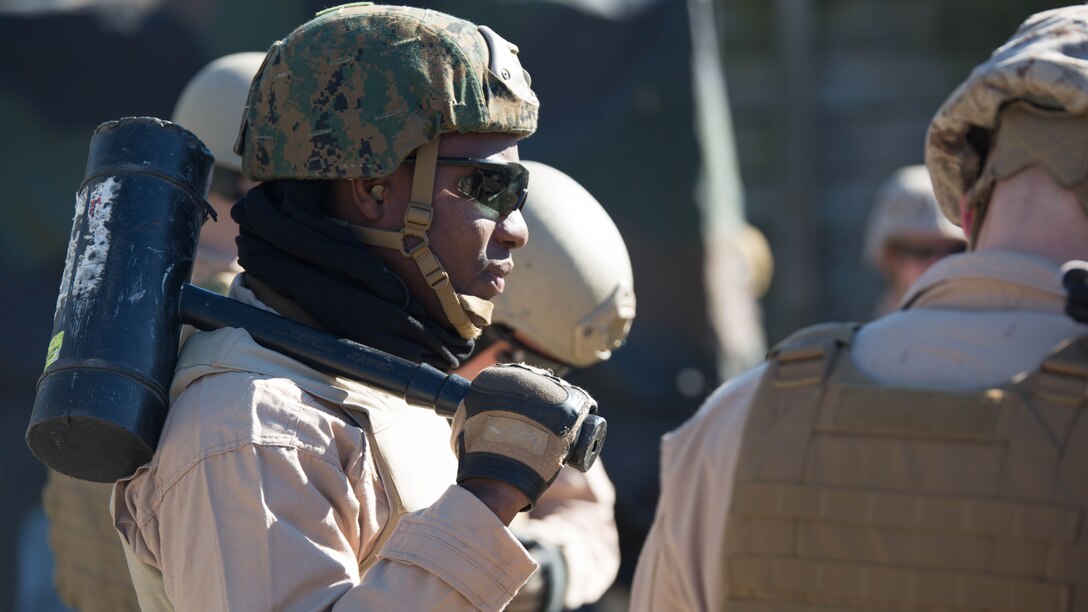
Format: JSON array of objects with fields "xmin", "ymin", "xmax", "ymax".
[{"xmin": 45, "ymin": 331, "xmax": 63, "ymax": 370}]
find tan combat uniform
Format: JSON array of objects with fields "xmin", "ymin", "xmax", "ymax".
[
  {"xmin": 631, "ymin": 250, "xmax": 1088, "ymax": 611},
  {"xmin": 112, "ymin": 278, "xmax": 536, "ymax": 611},
  {"xmin": 48, "ymin": 267, "xmax": 616, "ymax": 611}
]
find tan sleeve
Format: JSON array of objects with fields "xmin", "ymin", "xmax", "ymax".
[
  {"xmin": 150, "ymin": 444, "xmax": 376, "ymax": 611},
  {"xmin": 629, "ymin": 365, "xmax": 766, "ymax": 612},
  {"xmin": 141, "ymin": 448, "xmax": 536, "ymax": 611},
  {"xmin": 114, "ymin": 370, "xmax": 537, "ymax": 612},
  {"xmin": 514, "ymin": 463, "xmax": 619, "ymax": 608},
  {"xmin": 351, "ymin": 485, "xmax": 538, "ymax": 612}
]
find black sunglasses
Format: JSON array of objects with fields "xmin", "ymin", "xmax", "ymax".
[{"xmin": 406, "ymin": 156, "xmax": 529, "ymax": 217}]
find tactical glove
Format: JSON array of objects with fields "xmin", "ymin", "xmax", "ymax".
[{"xmin": 450, "ymin": 363, "xmax": 599, "ymax": 509}]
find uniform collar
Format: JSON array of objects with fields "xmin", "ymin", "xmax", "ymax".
[
  {"xmin": 900, "ymin": 249, "xmax": 1066, "ymax": 314},
  {"xmin": 227, "ymin": 273, "xmax": 277, "ymax": 314}
]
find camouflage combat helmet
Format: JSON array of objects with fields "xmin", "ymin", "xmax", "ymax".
[
  {"xmin": 236, "ymin": 2, "xmax": 538, "ymax": 180},
  {"xmin": 490, "ymin": 162, "xmax": 636, "ymax": 368},
  {"xmin": 926, "ymin": 6, "xmax": 1088, "ymax": 240},
  {"xmin": 236, "ymin": 3, "xmax": 539, "ymax": 339}
]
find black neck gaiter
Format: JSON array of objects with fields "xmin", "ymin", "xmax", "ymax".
[{"xmin": 231, "ymin": 180, "xmax": 473, "ymax": 371}]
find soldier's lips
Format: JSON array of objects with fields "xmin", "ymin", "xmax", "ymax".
[
  {"xmin": 481, "ymin": 262, "xmax": 511, "ymax": 297},
  {"xmin": 485, "ymin": 272, "xmax": 505, "ymax": 295}
]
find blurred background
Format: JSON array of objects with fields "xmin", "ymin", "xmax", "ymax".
[{"xmin": 0, "ymin": 0, "xmax": 1065, "ymax": 609}]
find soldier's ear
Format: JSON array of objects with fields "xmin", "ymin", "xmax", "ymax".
[
  {"xmin": 351, "ymin": 178, "xmax": 391, "ymax": 222},
  {"xmin": 959, "ymin": 193, "xmax": 975, "ymax": 242}
]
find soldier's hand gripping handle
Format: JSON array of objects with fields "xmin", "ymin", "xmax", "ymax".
[{"xmin": 450, "ymin": 364, "xmax": 606, "ymax": 510}]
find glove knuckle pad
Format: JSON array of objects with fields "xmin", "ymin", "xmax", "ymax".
[{"xmin": 465, "ymin": 364, "xmax": 589, "ymax": 434}]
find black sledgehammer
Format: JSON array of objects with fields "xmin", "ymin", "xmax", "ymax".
[{"xmin": 26, "ymin": 116, "xmax": 605, "ymax": 483}]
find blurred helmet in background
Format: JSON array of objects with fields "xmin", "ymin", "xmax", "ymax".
[
  {"xmin": 172, "ymin": 52, "xmax": 265, "ymax": 174},
  {"xmin": 491, "ymin": 161, "xmax": 636, "ymax": 368},
  {"xmin": 863, "ymin": 165, "xmax": 964, "ymax": 267}
]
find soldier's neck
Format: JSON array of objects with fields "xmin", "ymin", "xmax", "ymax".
[{"xmin": 975, "ymin": 169, "xmax": 1088, "ymax": 264}]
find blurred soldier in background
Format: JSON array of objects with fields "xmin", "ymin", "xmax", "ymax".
[
  {"xmin": 37, "ymin": 51, "xmax": 265, "ymax": 612},
  {"xmin": 863, "ymin": 165, "xmax": 966, "ymax": 317},
  {"xmin": 630, "ymin": 6, "xmax": 1088, "ymax": 610},
  {"xmin": 457, "ymin": 161, "xmax": 633, "ymax": 611}
]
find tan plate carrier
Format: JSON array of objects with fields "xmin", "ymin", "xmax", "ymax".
[{"xmin": 724, "ymin": 323, "xmax": 1088, "ymax": 611}]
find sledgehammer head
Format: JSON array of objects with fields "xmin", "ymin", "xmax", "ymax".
[{"xmin": 27, "ymin": 117, "xmax": 214, "ymax": 482}]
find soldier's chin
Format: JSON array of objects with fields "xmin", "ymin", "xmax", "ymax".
[{"xmin": 454, "ymin": 278, "xmax": 501, "ymax": 301}]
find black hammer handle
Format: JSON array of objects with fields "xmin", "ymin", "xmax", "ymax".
[{"xmin": 179, "ymin": 283, "xmax": 605, "ymax": 472}]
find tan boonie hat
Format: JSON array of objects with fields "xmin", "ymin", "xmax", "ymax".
[
  {"xmin": 925, "ymin": 6, "xmax": 1088, "ymax": 232},
  {"xmin": 237, "ymin": 3, "xmax": 539, "ymax": 340},
  {"xmin": 236, "ymin": 2, "xmax": 538, "ymax": 180}
]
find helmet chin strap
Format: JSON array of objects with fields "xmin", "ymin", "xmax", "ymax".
[{"xmin": 334, "ymin": 137, "xmax": 493, "ymax": 340}]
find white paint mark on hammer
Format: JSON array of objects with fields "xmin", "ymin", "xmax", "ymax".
[
  {"xmin": 55, "ymin": 186, "xmax": 88, "ymax": 312},
  {"xmin": 72, "ymin": 177, "xmax": 121, "ymax": 299},
  {"xmin": 161, "ymin": 262, "xmax": 175, "ymax": 297}
]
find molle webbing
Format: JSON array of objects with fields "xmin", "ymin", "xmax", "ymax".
[{"xmin": 724, "ymin": 326, "xmax": 1088, "ymax": 611}]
